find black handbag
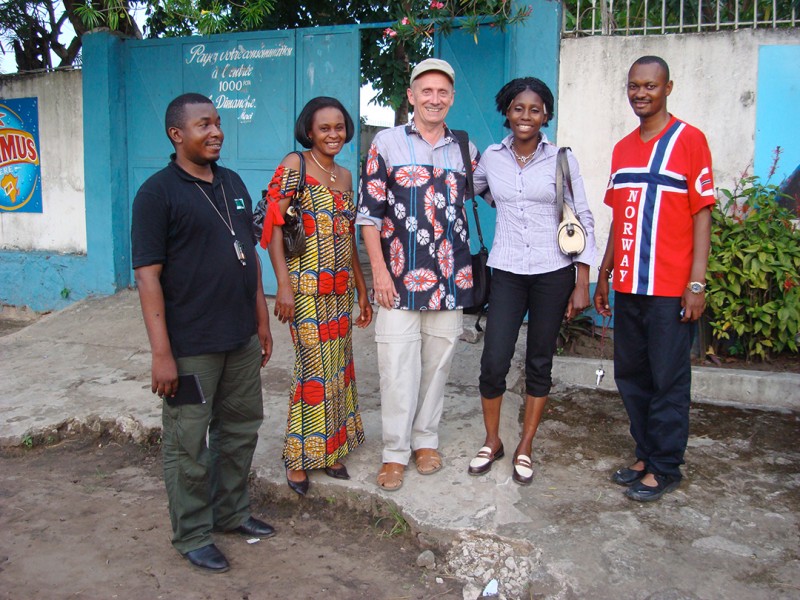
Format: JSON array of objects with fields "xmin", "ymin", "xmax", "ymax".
[
  {"xmin": 281, "ymin": 151, "xmax": 307, "ymax": 259},
  {"xmin": 453, "ymin": 130, "xmax": 491, "ymax": 324}
]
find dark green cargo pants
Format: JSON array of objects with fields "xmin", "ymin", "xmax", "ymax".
[{"xmin": 162, "ymin": 335, "xmax": 264, "ymax": 554}]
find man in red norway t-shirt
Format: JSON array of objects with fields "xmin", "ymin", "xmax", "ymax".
[{"xmin": 594, "ymin": 56, "xmax": 716, "ymax": 502}]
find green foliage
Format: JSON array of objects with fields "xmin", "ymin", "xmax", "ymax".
[
  {"xmin": 367, "ymin": 1, "xmax": 531, "ymax": 119},
  {"xmin": 706, "ymin": 176, "xmax": 800, "ymax": 361},
  {"xmin": 375, "ymin": 503, "xmax": 410, "ymax": 538},
  {"xmin": 557, "ymin": 314, "xmax": 595, "ymax": 353},
  {"xmin": 74, "ymin": 0, "xmax": 138, "ymax": 31}
]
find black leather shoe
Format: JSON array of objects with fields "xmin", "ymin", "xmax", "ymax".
[
  {"xmin": 234, "ymin": 516, "xmax": 275, "ymax": 538},
  {"xmin": 625, "ymin": 474, "xmax": 681, "ymax": 502},
  {"xmin": 184, "ymin": 543, "xmax": 230, "ymax": 573},
  {"xmin": 286, "ymin": 469, "xmax": 309, "ymax": 496},
  {"xmin": 611, "ymin": 466, "xmax": 646, "ymax": 486},
  {"xmin": 324, "ymin": 464, "xmax": 350, "ymax": 480}
]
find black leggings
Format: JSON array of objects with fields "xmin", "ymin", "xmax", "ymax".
[{"xmin": 479, "ymin": 266, "xmax": 575, "ymax": 398}]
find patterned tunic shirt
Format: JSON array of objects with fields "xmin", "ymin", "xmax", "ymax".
[{"xmin": 357, "ymin": 122, "xmax": 478, "ymax": 310}]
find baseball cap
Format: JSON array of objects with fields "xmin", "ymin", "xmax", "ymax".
[{"xmin": 409, "ymin": 58, "xmax": 455, "ymax": 85}]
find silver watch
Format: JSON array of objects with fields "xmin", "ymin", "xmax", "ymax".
[{"xmin": 687, "ymin": 281, "xmax": 706, "ymax": 294}]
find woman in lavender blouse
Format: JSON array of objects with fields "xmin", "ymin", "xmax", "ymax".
[{"xmin": 467, "ymin": 77, "xmax": 596, "ymax": 485}]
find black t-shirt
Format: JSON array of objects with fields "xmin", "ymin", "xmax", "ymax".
[{"xmin": 131, "ymin": 159, "xmax": 259, "ymax": 358}]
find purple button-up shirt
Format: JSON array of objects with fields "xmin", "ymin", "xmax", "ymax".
[{"xmin": 473, "ymin": 133, "xmax": 596, "ymax": 274}]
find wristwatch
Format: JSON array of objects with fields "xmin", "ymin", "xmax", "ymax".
[{"xmin": 687, "ymin": 281, "xmax": 706, "ymax": 294}]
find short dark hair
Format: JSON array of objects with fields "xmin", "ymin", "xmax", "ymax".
[
  {"xmin": 294, "ymin": 96, "xmax": 355, "ymax": 148},
  {"xmin": 631, "ymin": 55, "xmax": 670, "ymax": 81},
  {"xmin": 165, "ymin": 93, "xmax": 213, "ymax": 136},
  {"xmin": 494, "ymin": 77, "xmax": 555, "ymax": 129}
]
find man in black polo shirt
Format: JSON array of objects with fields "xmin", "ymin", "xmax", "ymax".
[{"xmin": 132, "ymin": 93, "xmax": 275, "ymax": 573}]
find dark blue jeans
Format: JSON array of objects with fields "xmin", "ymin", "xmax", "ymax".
[
  {"xmin": 614, "ymin": 293, "xmax": 693, "ymax": 479},
  {"xmin": 479, "ymin": 266, "xmax": 575, "ymax": 398}
]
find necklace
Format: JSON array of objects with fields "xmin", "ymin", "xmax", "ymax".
[
  {"xmin": 309, "ymin": 150, "xmax": 337, "ymax": 183},
  {"xmin": 194, "ymin": 181, "xmax": 247, "ymax": 266},
  {"xmin": 510, "ymin": 141, "xmax": 536, "ymax": 165}
]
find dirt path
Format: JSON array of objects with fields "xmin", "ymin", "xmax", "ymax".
[{"xmin": 0, "ymin": 437, "xmax": 461, "ymax": 600}]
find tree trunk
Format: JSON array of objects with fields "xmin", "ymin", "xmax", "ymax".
[{"xmin": 393, "ymin": 41, "xmax": 410, "ymax": 126}]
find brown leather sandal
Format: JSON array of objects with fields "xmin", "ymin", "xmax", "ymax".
[
  {"xmin": 414, "ymin": 448, "xmax": 442, "ymax": 475},
  {"xmin": 377, "ymin": 462, "xmax": 405, "ymax": 491}
]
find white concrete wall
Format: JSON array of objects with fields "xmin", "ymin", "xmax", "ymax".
[
  {"xmin": 0, "ymin": 70, "xmax": 86, "ymax": 253},
  {"xmin": 557, "ymin": 28, "xmax": 800, "ymax": 277}
]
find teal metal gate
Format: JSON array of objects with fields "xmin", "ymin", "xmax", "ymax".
[
  {"xmin": 70, "ymin": 4, "xmax": 560, "ymax": 310},
  {"xmin": 435, "ymin": 7, "xmax": 563, "ymax": 254},
  {"xmin": 123, "ymin": 27, "xmax": 360, "ymax": 293}
]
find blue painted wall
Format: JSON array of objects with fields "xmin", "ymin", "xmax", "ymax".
[
  {"xmin": 436, "ymin": 0, "xmax": 563, "ymax": 257},
  {"xmin": 754, "ymin": 45, "xmax": 800, "ymax": 185},
  {"xmin": 0, "ymin": 31, "xmax": 128, "ymax": 311}
]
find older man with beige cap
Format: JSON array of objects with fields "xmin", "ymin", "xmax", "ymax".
[{"xmin": 357, "ymin": 58, "xmax": 478, "ymax": 491}]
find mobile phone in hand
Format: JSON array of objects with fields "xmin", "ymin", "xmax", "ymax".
[{"xmin": 165, "ymin": 374, "xmax": 206, "ymax": 406}]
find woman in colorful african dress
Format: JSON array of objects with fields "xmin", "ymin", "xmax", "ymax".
[{"xmin": 258, "ymin": 97, "xmax": 373, "ymax": 496}]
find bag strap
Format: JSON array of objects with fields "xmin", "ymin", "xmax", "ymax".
[
  {"xmin": 452, "ymin": 129, "xmax": 486, "ymax": 250},
  {"xmin": 292, "ymin": 150, "xmax": 307, "ymax": 195},
  {"xmin": 555, "ymin": 147, "xmax": 581, "ymax": 223}
]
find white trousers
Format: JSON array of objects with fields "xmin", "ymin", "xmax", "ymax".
[{"xmin": 375, "ymin": 307, "xmax": 463, "ymax": 464}]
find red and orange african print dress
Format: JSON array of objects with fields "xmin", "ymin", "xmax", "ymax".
[{"xmin": 266, "ymin": 165, "xmax": 365, "ymax": 470}]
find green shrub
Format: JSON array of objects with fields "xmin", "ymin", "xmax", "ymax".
[{"xmin": 706, "ymin": 176, "xmax": 800, "ymax": 361}]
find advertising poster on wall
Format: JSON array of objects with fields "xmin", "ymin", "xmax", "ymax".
[{"xmin": 0, "ymin": 97, "xmax": 42, "ymax": 213}]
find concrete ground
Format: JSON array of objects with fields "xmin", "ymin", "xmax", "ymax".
[{"xmin": 1, "ymin": 290, "xmax": 798, "ymax": 599}]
